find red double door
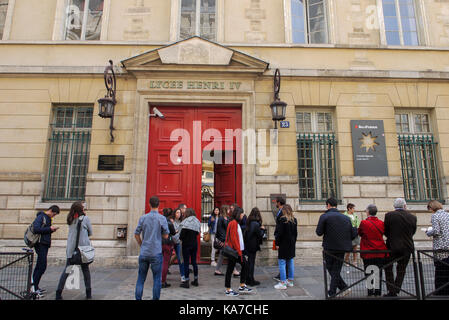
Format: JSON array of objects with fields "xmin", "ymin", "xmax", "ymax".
[{"xmin": 145, "ymin": 106, "xmax": 242, "ymax": 250}]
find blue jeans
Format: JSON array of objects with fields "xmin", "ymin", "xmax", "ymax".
[
  {"xmin": 32, "ymin": 243, "xmax": 49, "ymax": 290},
  {"xmin": 135, "ymin": 253, "xmax": 163, "ymax": 300},
  {"xmin": 174, "ymin": 243, "xmax": 185, "ymax": 279},
  {"xmin": 278, "ymin": 258, "xmax": 294, "ymax": 282}
]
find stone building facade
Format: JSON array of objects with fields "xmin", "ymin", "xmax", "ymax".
[{"xmin": 1, "ymin": 0, "xmax": 449, "ymax": 266}]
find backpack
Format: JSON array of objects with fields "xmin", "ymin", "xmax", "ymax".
[{"xmin": 24, "ymin": 215, "xmax": 46, "ymax": 248}]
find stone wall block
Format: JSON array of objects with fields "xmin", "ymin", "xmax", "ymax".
[
  {"xmin": 0, "ymin": 182, "xmax": 22, "ymax": 195},
  {"xmin": 360, "ymin": 184, "xmax": 386, "ymax": 198}
]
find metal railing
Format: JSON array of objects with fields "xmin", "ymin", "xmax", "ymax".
[
  {"xmin": 323, "ymin": 250, "xmax": 421, "ymax": 300},
  {"xmin": 0, "ymin": 251, "xmax": 34, "ymax": 300},
  {"xmin": 417, "ymin": 250, "xmax": 449, "ymax": 299}
]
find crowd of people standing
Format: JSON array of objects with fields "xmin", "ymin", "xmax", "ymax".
[{"xmin": 27, "ymin": 194, "xmax": 449, "ymax": 300}]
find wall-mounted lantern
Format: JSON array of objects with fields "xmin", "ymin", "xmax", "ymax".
[
  {"xmin": 270, "ymin": 69, "xmax": 287, "ymax": 129},
  {"xmin": 98, "ymin": 60, "xmax": 117, "ymax": 143}
]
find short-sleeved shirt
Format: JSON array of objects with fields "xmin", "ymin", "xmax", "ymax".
[{"xmin": 135, "ymin": 210, "xmax": 169, "ymax": 257}]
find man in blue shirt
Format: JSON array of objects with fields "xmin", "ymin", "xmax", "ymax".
[{"xmin": 134, "ymin": 196, "xmax": 169, "ymax": 300}]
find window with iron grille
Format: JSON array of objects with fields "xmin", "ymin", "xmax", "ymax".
[
  {"xmin": 44, "ymin": 106, "xmax": 93, "ymax": 201},
  {"xmin": 381, "ymin": 0, "xmax": 422, "ymax": 46},
  {"xmin": 396, "ymin": 112, "xmax": 442, "ymax": 202},
  {"xmin": 296, "ymin": 111, "xmax": 339, "ymax": 201},
  {"xmin": 291, "ymin": 0, "xmax": 329, "ymax": 44},
  {"xmin": 180, "ymin": 0, "xmax": 216, "ymax": 41},
  {"xmin": 64, "ymin": 0, "xmax": 104, "ymax": 40}
]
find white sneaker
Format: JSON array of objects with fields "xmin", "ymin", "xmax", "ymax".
[
  {"xmin": 340, "ymin": 288, "xmax": 352, "ymax": 297},
  {"xmin": 287, "ymin": 280, "xmax": 294, "ymax": 287},
  {"xmin": 211, "ymin": 261, "xmax": 217, "ymax": 267},
  {"xmin": 274, "ymin": 282, "xmax": 287, "ymax": 290}
]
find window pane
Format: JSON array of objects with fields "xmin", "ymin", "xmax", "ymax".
[
  {"xmin": 296, "ymin": 112, "xmax": 312, "ymax": 132},
  {"xmin": 401, "ymin": 17, "xmax": 416, "ymax": 32},
  {"xmin": 0, "ymin": 0, "xmax": 8, "ymax": 39},
  {"xmin": 382, "ymin": 1, "xmax": 397, "ymax": 17},
  {"xmin": 85, "ymin": 0, "xmax": 103, "ymax": 40},
  {"xmin": 307, "ymin": 0, "xmax": 327, "ymax": 43},
  {"xmin": 200, "ymin": 0, "xmax": 216, "ymax": 41},
  {"xmin": 403, "ymin": 31, "xmax": 418, "ymax": 46},
  {"xmin": 317, "ymin": 112, "xmax": 333, "ymax": 132},
  {"xmin": 65, "ymin": 0, "xmax": 85, "ymax": 40},
  {"xmin": 55, "ymin": 108, "xmax": 74, "ymax": 128},
  {"xmin": 384, "ymin": 17, "xmax": 399, "ymax": 31},
  {"xmin": 399, "ymin": 1, "xmax": 416, "ymax": 18},
  {"xmin": 386, "ymin": 31, "xmax": 401, "ymax": 45},
  {"xmin": 181, "ymin": 0, "xmax": 196, "ymax": 39},
  {"xmin": 291, "ymin": 0, "xmax": 306, "ymax": 44}
]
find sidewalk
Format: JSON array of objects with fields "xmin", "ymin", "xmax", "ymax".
[{"xmin": 38, "ymin": 264, "xmax": 326, "ymax": 300}]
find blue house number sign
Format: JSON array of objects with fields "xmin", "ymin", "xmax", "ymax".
[{"xmin": 280, "ymin": 121, "xmax": 290, "ymax": 128}]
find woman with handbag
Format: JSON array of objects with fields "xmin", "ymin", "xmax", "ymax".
[
  {"xmin": 55, "ymin": 201, "xmax": 93, "ymax": 300},
  {"xmin": 214, "ymin": 205, "xmax": 239, "ymax": 277},
  {"xmin": 224, "ymin": 206, "xmax": 253, "ymax": 297}
]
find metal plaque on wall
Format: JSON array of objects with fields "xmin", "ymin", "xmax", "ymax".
[
  {"xmin": 350, "ymin": 120, "xmax": 388, "ymax": 176},
  {"xmin": 98, "ymin": 155, "xmax": 125, "ymax": 171}
]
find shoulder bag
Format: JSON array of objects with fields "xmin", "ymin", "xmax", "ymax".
[
  {"xmin": 222, "ymin": 223, "xmax": 239, "ymax": 261},
  {"xmin": 68, "ymin": 216, "xmax": 95, "ymax": 265}
]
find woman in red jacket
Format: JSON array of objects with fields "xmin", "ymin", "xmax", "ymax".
[
  {"xmin": 224, "ymin": 206, "xmax": 254, "ymax": 297},
  {"xmin": 358, "ymin": 204, "xmax": 388, "ymax": 297}
]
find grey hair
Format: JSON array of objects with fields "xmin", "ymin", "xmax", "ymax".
[
  {"xmin": 393, "ymin": 198, "xmax": 407, "ymax": 209},
  {"xmin": 366, "ymin": 204, "xmax": 378, "ymax": 216}
]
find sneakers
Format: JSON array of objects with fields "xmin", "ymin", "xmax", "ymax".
[
  {"xmin": 287, "ymin": 280, "xmax": 294, "ymax": 287},
  {"xmin": 274, "ymin": 282, "xmax": 287, "ymax": 290},
  {"xmin": 211, "ymin": 261, "xmax": 217, "ymax": 267},
  {"xmin": 225, "ymin": 289, "xmax": 239, "ymax": 297},
  {"xmin": 340, "ymin": 288, "xmax": 352, "ymax": 297},
  {"xmin": 238, "ymin": 285, "xmax": 253, "ymax": 294}
]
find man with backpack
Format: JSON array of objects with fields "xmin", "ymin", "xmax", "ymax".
[{"xmin": 30, "ymin": 205, "xmax": 60, "ymax": 297}]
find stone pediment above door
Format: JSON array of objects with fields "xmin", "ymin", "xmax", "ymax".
[{"xmin": 121, "ymin": 36, "xmax": 269, "ymax": 76}]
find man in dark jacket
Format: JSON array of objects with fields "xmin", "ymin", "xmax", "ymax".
[
  {"xmin": 31, "ymin": 205, "xmax": 60, "ymax": 296},
  {"xmin": 383, "ymin": 198, "xmax": 417, "ymax": 297},
  {"xmin": 316, "ymin": 198, "xmax": 357, "ymax": 297}
]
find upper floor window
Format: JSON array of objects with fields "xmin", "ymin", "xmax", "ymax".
[
  {"xmin": 0, "ymin": 0, "xmax": 8, "ymax": 39},
  {"xmin": 381, "ymin": 0, "xmax": 421, "ymax": 46},
  {"xmin": 64, "ymin": 0, "xmax": 104, "ymax": 40},
  {"xmin": 180, "ymin": 0, "xmax": 216, "ymax": 41},
  {"xmin": 291, "ymin": 0, "xmax": 329, "ymax": 44}
]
